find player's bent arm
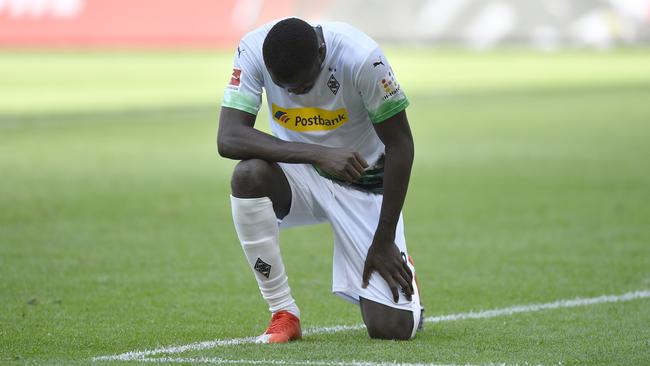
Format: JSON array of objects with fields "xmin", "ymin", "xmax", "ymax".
[
  {"xmin": 218, "ymin": 107, "xmax": 323, "ymax": 163},
  {"xmin": 372, "ymin": 110, "xmax": 414, "ymax": 243},
  {"xmin": 361, "ymin": 110, "xmax": 415, "ymax": 301},
  {"xmin": 218, "ymin": 107, "xmax": 367, "ymax": 181}
]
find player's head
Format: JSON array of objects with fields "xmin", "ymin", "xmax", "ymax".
[{"xmin": 263, "ymin": 18, "xmax": 325, "ymax": 95}]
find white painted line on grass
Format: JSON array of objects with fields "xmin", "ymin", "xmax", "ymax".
[
  {"xmin": 134, "ymin": 357, "xmax": 519, "ymax": 366},
  {"xmin": 423, "ymin": 289, "xmax": 650, "ymax": 324},
  {"xmin": 93, "ymin": 289, "xmax": 650, "ymax": 362},
  {"xmin": 93, "ymin": 337, "xmax": 258, "ymax": 362}
]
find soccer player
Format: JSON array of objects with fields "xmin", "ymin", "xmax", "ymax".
[{"xmin": 218, "ymin": 17, "xmax": 422, "ymax": 342}]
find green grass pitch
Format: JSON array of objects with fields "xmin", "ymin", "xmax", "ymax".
[{"xmin": 1, "ymin": 49, "xmax": 649, "ymax": 365}]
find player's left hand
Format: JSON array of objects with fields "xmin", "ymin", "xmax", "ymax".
[{"xmin": 362, "ymin": 241, "xmax": 413, "ymax": 303}]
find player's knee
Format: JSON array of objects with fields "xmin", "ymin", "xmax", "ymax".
[
  {"xmin": 231, "ymin": 159, "xmax": 274, "ymax": 198},
  {"xmin": 360, "ymin": 298, "xmax": 414, "ymax": 340},
  {"xmin": 365, "ymin": 315, "xmax": 413, "ymax": 340}
]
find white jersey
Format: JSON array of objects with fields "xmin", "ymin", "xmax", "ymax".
[{"xmin": 222, "ymin": 20, "xmax": 409, "ymax": 189}]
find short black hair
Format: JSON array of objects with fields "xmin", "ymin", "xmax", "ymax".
[{"xmin": 263, "ymin": 18, "xmax": 319, "ymax": 82}]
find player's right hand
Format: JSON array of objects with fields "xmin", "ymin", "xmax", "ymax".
[
  {"xmin": 362, "ymin": 241, "xmax": 413, "ymax": 303},
  {"xmin": 316, "ymin": 148, "xmax": 368, "ymax": 183}
]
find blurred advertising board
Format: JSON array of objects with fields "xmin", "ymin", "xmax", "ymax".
[
  {"xmin": 1, "ymin": 0, "xmax": 648, "ymax": 48},
  {"xmin": 326, "ymin": 0, "xmax": 650, "ymax": 49},
  {"xmin": 0, "ymin": 0, "xmax": 293, "ymax": 47}
]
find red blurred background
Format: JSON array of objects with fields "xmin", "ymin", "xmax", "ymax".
[{"xmin": 0, "ymin": 0, "xmax": 300, "ymax": 48}]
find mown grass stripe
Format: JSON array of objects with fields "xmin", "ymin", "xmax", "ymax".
[{"xmin": 93, "ymin": 289, "xmax": 650, "ymax": 362}]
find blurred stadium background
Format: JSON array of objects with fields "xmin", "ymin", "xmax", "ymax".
[
  {"xmin": 1, "ymin": 0, "xmax": 649, "ymax": 114},
  {"xmin": 2, "ymin": 1, "xmax": 650, "ymax": 365},
  {"xmin": 1, "ymin": 0, "xmax": 649, "ymax": 48}
]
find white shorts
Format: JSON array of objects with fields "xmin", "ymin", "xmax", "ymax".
[{"xmin": 278, "ymin": 163, "xmax": 421, "ymax": 335}]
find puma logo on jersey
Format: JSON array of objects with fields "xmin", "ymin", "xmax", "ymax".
[
  {"xmin": 272, "ymin": 104, "xmax": 349, "ymax": 132},
  {"xmin": 373, "ymin": 57, "xmax": 385, "ymax": 68}
]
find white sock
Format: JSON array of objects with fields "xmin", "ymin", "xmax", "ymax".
[{"xmin": 230, "ymin": 195, "xmax": 300, "ymax": 319}]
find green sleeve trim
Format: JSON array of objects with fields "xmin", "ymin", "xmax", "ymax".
[
  {"xmin": 221, "ymin": 89, "xmax": 260, "ymax": 115},
  {"xmin": 368, "ymin": 97, "xmax": 410, "ymax": 124}
]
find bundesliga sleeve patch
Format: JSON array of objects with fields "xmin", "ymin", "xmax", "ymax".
[{"xmin": 228, "ymin": 68, "xmax": 242, "ymax": 89}]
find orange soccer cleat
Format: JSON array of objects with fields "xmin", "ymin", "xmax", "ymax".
[{"xmin": 255, "ymin": 310, "xmax": 302, "ymax": 344}]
